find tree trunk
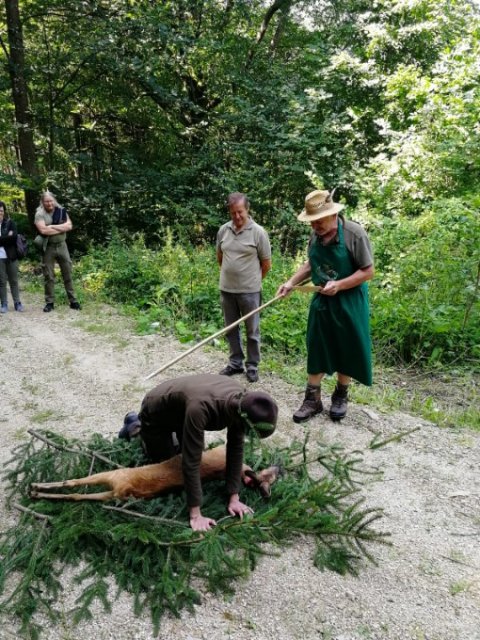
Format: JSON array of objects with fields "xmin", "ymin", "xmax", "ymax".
[
  {"xmin": 4, "ymin": 0, "xmax": 40, "ymax": 224},
  {"xmin": 246, "ymin": 0, "xmax": 293, "ymax": 67}
]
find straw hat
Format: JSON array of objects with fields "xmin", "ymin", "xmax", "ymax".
[{"xmin": 297, "ymin": 189, "xmax": 345, "ymax": 223}]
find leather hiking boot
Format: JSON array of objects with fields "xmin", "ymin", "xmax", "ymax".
[
  {"xmin": 70, "ymin": 301, "xmax": 81, "ymax": 310},
  {"xmin": 43, "ymin": 303, "xmax": 54, "ymax": 313},
  {"xmin": 246, "ymin": 368, "xmax": 259, "ymax": 383},
  {"xmin": 293, "ymin": 384, "xmax": 323, "ymax": 423},
  {"xmin": 329, "ymin": 384, "xmax": 349, "ymax": 421}
]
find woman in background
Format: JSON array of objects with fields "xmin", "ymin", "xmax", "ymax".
[{"xmin": 0, "ymin": 201, "xmax": 24, "ymax": 313}]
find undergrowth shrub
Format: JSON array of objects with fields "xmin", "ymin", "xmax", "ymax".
[
  {"xmin": 76, "ymin": 211, "xmax": 479, "ymax": 370},
  {"xmin": 369, "ymin": 197, "xmax": 479, "ymax": 366}
]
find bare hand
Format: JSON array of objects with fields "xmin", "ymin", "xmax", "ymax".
[
  {"xmin": 276, "ymin": 282, "xmax": 293, "ymax": 298},
  {"xmin": 190, "ymin": 514, "xmax": 217, "ymax": 531},
  {"xmin": 320, "ymin": 280, "xmax": 341, "ymax": 296},
  {"xmin": 228, "ymin": 497, "xmax": 254, "ymax": 519}
]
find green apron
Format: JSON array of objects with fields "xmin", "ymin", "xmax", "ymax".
[{"xmin": 306, "ymin": 221, "xmax": 372, "ymax": 386}]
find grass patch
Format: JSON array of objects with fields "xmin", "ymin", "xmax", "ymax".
[
  {"xmin": 449, "ymin": 580, "xmax": 473, "ymax": 596},
  {"xmin": 31, "ymin": 410, "xmax": 64, "ymax": 424}
]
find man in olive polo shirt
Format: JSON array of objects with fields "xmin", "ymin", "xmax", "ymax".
[{"xmin": 216, "ymin": 192, "xmax": 272, "ymax": 383}]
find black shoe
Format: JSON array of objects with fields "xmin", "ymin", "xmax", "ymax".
[
  {"xmin": 70, "ymin": 301, "xmax": 81, "ymax": 310},
  {"xmin": 43, "ymin": 303, "xmax": 54, "ymax": 313},
  {"xmin": 219, "ymin": 365, "xmax": 245, "ymax": 376},
  {"xmin": 246, "ymin": 368, "xmax": 259, "ymax": 383},
  {"xmin": 329, "ymin": 384, "xmax": 349, "ymax": 421}
]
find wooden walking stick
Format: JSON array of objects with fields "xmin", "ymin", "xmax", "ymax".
[
  {"xmin": 291, "ymin": 283, "xmax": 324, "ymax": 293},
  {"xmin": 145, "ymin": 292, "xmax": 284, "ymax": 380}
]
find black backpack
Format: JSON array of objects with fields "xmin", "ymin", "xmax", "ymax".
[{"xmin": 16, "ymin": 233, "xmax": 28, "ymax": 259}]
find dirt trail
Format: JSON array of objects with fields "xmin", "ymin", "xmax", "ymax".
[{"xmin": 1, "ymin": 292, "xmax": 479, "ymax": 640}]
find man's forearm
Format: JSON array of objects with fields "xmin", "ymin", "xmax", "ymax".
[{"xmin": 288, "ymin": 261, "xmax": 312, "ymax": 286}]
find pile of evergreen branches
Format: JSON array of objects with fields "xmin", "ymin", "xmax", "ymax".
[{"xmin": 0, "ymin": 430, "xmax": 389, "ymax": 639}]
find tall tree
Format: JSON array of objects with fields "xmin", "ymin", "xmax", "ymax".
[{"xmin": 2, "ymin": 0, "xmax": 40, "ymax": 222}]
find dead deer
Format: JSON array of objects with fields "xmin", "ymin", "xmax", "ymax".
[{"xmin": 29, "ymin": 446, "xmax": 281, "ymax": 502}]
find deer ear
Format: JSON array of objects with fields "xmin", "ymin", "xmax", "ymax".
[{"xmin": 243, "ymin": 469, "xmax": 260, "ymax": 487}]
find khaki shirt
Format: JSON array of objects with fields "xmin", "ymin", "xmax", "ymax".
[
  {"xmin": 34, "ymin": 210, "xmax": 67, "ymax": 245},
  {"xmin": 216, "ymin": 217, "xmax": 271, "ymax": 293}
]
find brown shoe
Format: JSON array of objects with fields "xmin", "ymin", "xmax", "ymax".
[
  {"xmin": 329, "ymin": 384, "xmax": 349, "ymax": 421},
  {"xmin": 293, "ymin": 384, "xmax": 323, "ymax": 423}
]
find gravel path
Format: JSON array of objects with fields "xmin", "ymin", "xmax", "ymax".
[{"xmin": 1, "ymin": 292, "xmax": 479, "ymax": 640}]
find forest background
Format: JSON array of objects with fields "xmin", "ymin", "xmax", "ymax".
[{"xmin": 0, "ymin": 0, "xmax": 478, "ymax": 429}]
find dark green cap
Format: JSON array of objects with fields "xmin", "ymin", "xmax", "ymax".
[{"xmin": 240, "ymin": 391, "xmax": 278, "ymax": 438}]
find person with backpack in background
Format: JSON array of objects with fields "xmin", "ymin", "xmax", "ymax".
[
  {"xmin": 34, "ymin": 191, "xmax": 81, "ymax": 312},
  {"xmin": 0, "ymin": 200, "xmax": 24, "ymax": 313}
]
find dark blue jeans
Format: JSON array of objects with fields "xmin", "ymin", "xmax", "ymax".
[{"xmin": 220, "ymin": 291, "xmax": 261, "ymax": 370}]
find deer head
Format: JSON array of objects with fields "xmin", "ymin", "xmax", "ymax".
[{"xmin": 243, "ymin": 465, "xmax": 282, "ymax": 498}]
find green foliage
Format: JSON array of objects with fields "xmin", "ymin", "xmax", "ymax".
[
  {"xmin": 0, "ymin": 431, "xmax": 388, "ymax": 637},
  {"xmin": 75, "ymin": 223, "xmax": 479, "ymax": 370},
  {"xmin": 368, "ymin": 197, "xmax": 480, "ymax": 365},
  {"xmin": 77, "ymin": 231, "xmax": 223, "ymax": 336},
  {"xmin": 75, "ymin": 235, "xmax": 312, "ymax": 357},
  {"xmin": 2, "ymin": 0, "xmax": 479, "ymax": 373}
]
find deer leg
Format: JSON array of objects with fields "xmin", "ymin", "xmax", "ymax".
[
  {"xmin": 30, "ymin": 469, "xmax": 116, "ymax": 493},
  {"xmin": 31, "ymin": 481, "xmax": 70, "ymax": 491},
  {"xmin": 29, "ymin": 489, "xmax": 115, "ymax": 501}
]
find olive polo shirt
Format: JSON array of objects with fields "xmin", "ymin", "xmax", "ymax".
[{"xmin": 216, "ymin": 217, "xmax": 271, "ymax": 293}]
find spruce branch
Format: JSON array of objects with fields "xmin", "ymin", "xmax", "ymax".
[
  {"xmin": 368, "ymin": 426, "xmax": 420, "ymax": 450},
  {"xmin": 102, "ymin": 505, "xmax": 189, "ymax": 529},
  {"xmin": 0, "ymin": 430, "xmax": 389, "ymax": 638},
  {"xmin": 28, "ymin": 429, "xmax": 123, "ymax": 469},
  {"xmin": 12, "ymin": 503, "xmax": 52, "ymax": 522}
]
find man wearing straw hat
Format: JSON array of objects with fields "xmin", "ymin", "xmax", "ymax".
[
  {"xmin": 216, "ymin": 192, "xmax": 272, "ymax": 383},
  {"xmin": 277, "ymin": 189, "xmax": 374, "ymax": 422}
]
